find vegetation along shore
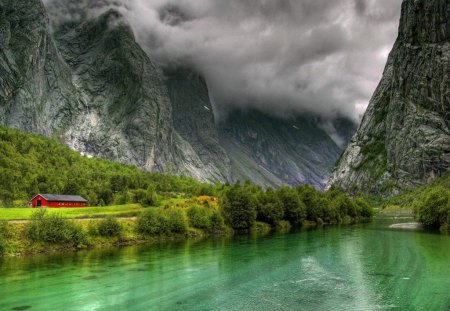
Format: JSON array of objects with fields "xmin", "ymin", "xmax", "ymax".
[{"xmin": 0, "ymin": 126, "xmax": 375, "ymax": 256}]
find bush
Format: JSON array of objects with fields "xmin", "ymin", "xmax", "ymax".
[
  {"xmin": 0, "ymin": 221, "xmax": 10, "ymax": 255},
  {"xmin": 187, "ymin": 205, "xmax": 211, "ymax": 229},
  {"xmin": 26, "ymin": 209, "xmax": 87, "ymax": 246},
  {"xmin": 415, "ymin": 187, "xmax": 450, "ymax": 229},
  {"xmin": 137, "ymin": 208, "xmax": 188, "ymax": 235},
  {"xmin": 277, "ymin": 187, "xmax": 306, "ymax": 226},
  {"xmin": 221, "ymin": 184, "xmax": 257, "ymax": 230},
  {"xmin": 0, "ymin": 236, "xmax": 5, "ymax": 255},
  {"xmin": 210, "ymin": 210, "xmax": 225, "ymax": 232},
  {"xmin": 257, "ymin": 189, "xmax": 284, "ymax": 226},
  {"xmin": 137, "ymin": 209, "xmax": 166, "ymax": 235},
  {"xmin": 165, "ymin": 208, "xmax": 188, "ymax": 233},
  {"xmin": 97, "ymin": 217, "xmax": 122, "ymax": 237},
  {"xmin": 354, "ymin": 198, "xmax": 374, "ymax": 218}
]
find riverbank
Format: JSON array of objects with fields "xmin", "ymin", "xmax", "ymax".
[
  {"xmin": 2, "ymin": 217, "xmax": 449, "ymax": 311},
  {"xmin": 0, "ymin": 216, "xmax": 237, "ymax": 257},
  {"xmin": 0, "ymin": 215, "xmax": 373, "ymax": 257}
]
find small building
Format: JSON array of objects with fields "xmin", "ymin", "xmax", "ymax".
[{"xmin": 31, "ymin": 194, "xmax": 88, "ymax": 208}]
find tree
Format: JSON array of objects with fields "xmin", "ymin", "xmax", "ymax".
[
  {"xmin": 277, "ymin": 187, "xmax": 306, "ymax": 226},
  {"xmin": 257, "ymin": 189, "xmax": 284, "ymax": 225},
  {"xmin": 415, "ymin": 187, "xmax": 450, "ymax": 228},
  {"xmin": 221, "ymin": 183, "xmax": 257, "ymax": 230}
]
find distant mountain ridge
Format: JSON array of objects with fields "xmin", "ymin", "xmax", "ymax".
[
  {"xmin": 0, "ymin": 0, "xmax": 356, "ymax": 189},
  {"xmin": 328, "ymin": 0, "xmax": 450, "ymax": 195}
]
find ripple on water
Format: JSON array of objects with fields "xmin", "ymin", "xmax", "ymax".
[
  {"xmin": 389, "ymin": 223, "xmax": 423, "ymax": 230},
  {"xmin": 11, "ymin": 306, "xmax": 32, "ymax": 311}
]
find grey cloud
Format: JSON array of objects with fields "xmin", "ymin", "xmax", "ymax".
[
  {"xmin": 43, "ymin": 0, "xmax": 403, "ymax": 122},
  {"xmin": 354, "ymin": 0, "xmax": 366, "ymax": 15}
]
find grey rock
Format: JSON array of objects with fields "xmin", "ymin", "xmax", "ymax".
[
  {"xmin": 328, "ymin": 0, "xmax": 450, "ymax": 196},
  {"xmin": 165, "ymin": 68, "xmax": 232, "ymax": 182},
  {"xmin": 219, "ymin": 110, "xmax": 355, "ymax": 189},
  {"xmin": 0, "ymin": 0, "xmax": 357, "ymax": 188}
]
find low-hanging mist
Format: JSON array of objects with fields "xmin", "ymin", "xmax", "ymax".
[{"xmin": 43, "ymin": 0, "xmax": 402, "ymax": 121}]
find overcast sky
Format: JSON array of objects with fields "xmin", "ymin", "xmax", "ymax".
[{"xmin": 44, "ymin": 0, "xmax": 404, "ymax": 121}]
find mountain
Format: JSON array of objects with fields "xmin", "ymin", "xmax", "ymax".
[
  {"xmin": 218, "ymin": 110, "xmax": 355, "ymax": 188},
  {"xmin": 0, "ymin": 0, "xmax": 356, "ymax": 189},
  {"xmin": 0, "ymin": 1, "xmax": 225, "ymax": 183},
  {"xmin": 328, "ymin": 0, "xmax": 450, "ymax": 196}
]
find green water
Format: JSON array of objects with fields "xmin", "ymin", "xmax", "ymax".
[{"xmin": 1, "ymin": 220, "xmax": 449, "ymax": 311}]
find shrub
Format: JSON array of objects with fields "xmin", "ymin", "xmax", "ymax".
[
  {"xmin": 165, "ymin": 208, "xmax": 188, "ymax": 233},
  {"xmin": 221, "ymin": 184, "xmax": 257, "ymax": 230},
  {"xmin": 97, "ymin": 217, "xmax": 122, "ymax": 237},
  {"xmin": 354, "ymin": 198, "xmax": 374, "ymax": 218},
  {"xmin": 257, "ymin": 189, "xmax": 284, "ymax": 226},
  {"xmin": 137, "ymin": 209, "xmax": 165, "ymax": 235},
  {"xmin": 137, "ymin": 208, "xmax": 188, "ymax": 235},
  {"xmin": 187, "ymin": 205, "xmax": 211, "ymax": 229},
  {"xmin": 210, "ymin": 210, "xmax": 225, "ymax": 232},
  {"xmin": 0, "ymin": 221, "xmax": 10, "ymax": 255},
  {"xmin": 26, "ymin": 209, "xmax": 87, "ymax": 246},
  {"xmin": 277, "ymin": 187, "xmax": 306, "ymax": 226},
  {"xmin": 415, "ymin": 187, "xmax": 450, "ymax": 229}
]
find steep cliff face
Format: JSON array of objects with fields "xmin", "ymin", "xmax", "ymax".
[
  {"xmin": 165, "ymin": 68, "xmax": 232, "ymax": 182},
  {"xmin": 219, "ymin": 110, "xmax": 355, "ymax": 189},
  {"xmin": 329, "ymin": 0, "xmax": 450, "ymax": 195},
  {"xmin": 0, "ymin": 0, "xmax": 83, "ymax": 135},
  {"xmin": 0, "ymin": 0, "xmax": 357, "ymax": 187},
  {"xmin": 54, "ymin": 10, "xmax": 174, "ymax": 171},
  {"xmin": 0, "ymin": 0, "xmax": 229, "ymax": 183}
]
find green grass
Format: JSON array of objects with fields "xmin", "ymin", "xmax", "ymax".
[{"xmin": 0, "ymin": 204, "xmax": 146, "ymax": 220}]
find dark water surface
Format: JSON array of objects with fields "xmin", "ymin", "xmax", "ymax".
[{"xmin": 1, "ymin": 219, "xmax": 449, "ymax": 311}]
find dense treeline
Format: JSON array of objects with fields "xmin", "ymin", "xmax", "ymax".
[
  {"xmin": 0, "ymin": 126, "xmax": 376, "ymax": 255},
  {"xmin": 0, "ymin": 126, "xmax": 373, "ymax": 232},
  {"xmin": 219, "ymin": 182, "xmax": 373, "ymax": 230},
  {"xmin": 0, "ymin": 126, "xmax": 208, "ymax": 207}
]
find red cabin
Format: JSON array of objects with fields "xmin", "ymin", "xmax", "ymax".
[{"xmin": 31, "ymin": 194, "xmax": 88, "ymax": 208}]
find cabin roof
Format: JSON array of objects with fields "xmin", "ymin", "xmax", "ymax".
[{"xmin": 34, "ymin": 194, "xmax": 88, "ymax": 202}]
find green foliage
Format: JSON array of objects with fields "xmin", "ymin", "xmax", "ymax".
[
  {"xmin": 137, "ymin": 208, "xmax": 188, "ymax": 235},
  {"xmin": 0, "ymin": 221, "xmax": 10, "ymax": 255},
  {"xmin": 187, "ymin": 205, "xmax": 211, "ymax": 229},
  {"xmin": 354, "ymin": 198, "xmax": 374, "ymax": 218},
  {"xmin": 165, "ymin": 208, "xmax": 189, "ymax": 233},
  {"xmin": 221, "ymin": 183, "xmax": 257, "ymax": 230},
  {"xmin": 296, "ymin": 185, "xmax": 327, "ymax": 221},
  {"xmin": 0, "ymin": 126, "xmax": 207, "ymax": 206},
  {"xmin": 137, "ymin": 209, "xmax": 164, "ymax": 235},
  {"xmin": 210, "ymin": 210, "xmax": 225, "ymax": 232},
  {"xmin": 277, "ymin": 187, "xmax": 307, "ymax": 226},
  {"xmin": 220, "ymin": 181, "xmax": 373, "ymax": 230},
  {"xmin": 355, "ymin": 139, "xmax": 388, "ymax": 179},
  {"xmin": 379, "ymin": 173, "xmax": 450, "ymax": 209},
  {"xmin": 414, "ymin": 187, "xmax": 450, "ymax": 229},
  {"xmin": 26, "ymin": 209, "xmax": 87, "ymax": 246},
  {"xmin": 257, "ymin": 189, "xmax": 284, "ymax": 225},
  {"xmin": 97, "ymin": 217, "xmax": 123, "ymax": 237}
]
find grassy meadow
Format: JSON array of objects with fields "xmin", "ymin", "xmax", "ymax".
[{"xmin": 0, "ymin": 204, "xmax": 146, "ymax": 221}]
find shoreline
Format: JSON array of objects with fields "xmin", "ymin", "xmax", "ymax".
[{"xmin": 0, "ymin": 218, "xmax": 372, "ymax": 258}]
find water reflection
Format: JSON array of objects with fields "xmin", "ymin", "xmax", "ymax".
[{"xmin": 0, "ymin": 222, "xmax": 449, "ymax": 311}]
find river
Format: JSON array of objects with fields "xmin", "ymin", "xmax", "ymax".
[{"xmin": 1, "ymin": 218, "xmax": 449, "ymax": 311}]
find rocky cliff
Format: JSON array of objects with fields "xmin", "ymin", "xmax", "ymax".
[
  {"xmin": 0, "ymin": 0, "xmax": 228, "ymax": 183},
  {"xmin": 328, "ymin": 0, "xmax": 450, "ymax": 195},
  {"xmin": 1, "ymin": 0, "xmax": 356, "ymax": 188},
  {"xmin": 219, "ymin": 110, "xmax": 355, "ymax": 189}
]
